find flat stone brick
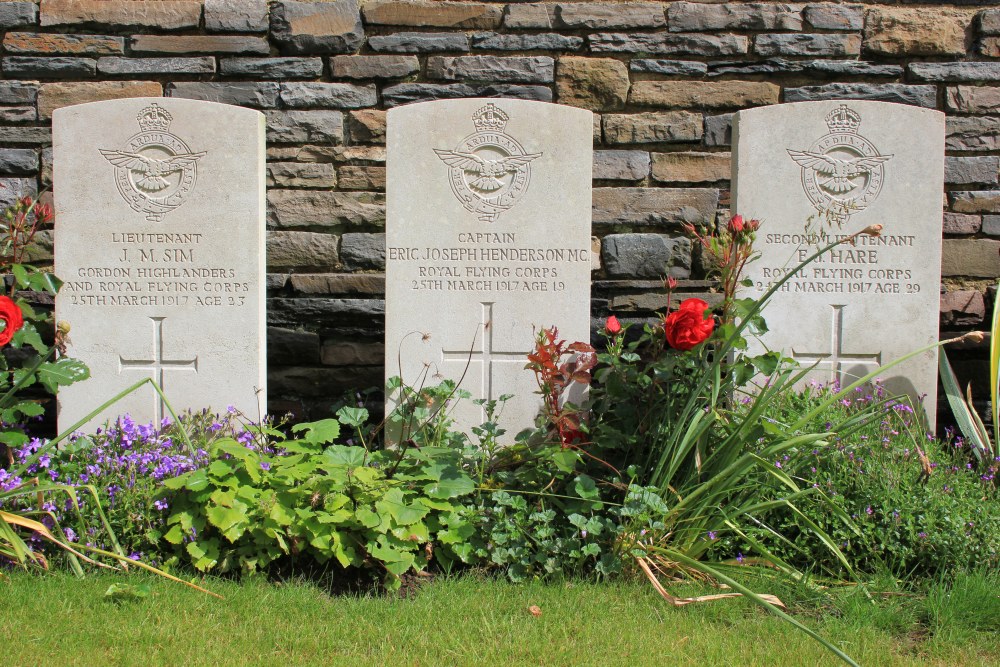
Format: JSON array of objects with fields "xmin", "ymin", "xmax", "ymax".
[
  {"xmin": 267, "ymin": 162, "xmax": 336, "ymax": 188},
  {"xmin": 942, "ymin": 212, "xmax": 982, "ymax": 234},
  {"xmin": 0, "ymin": 81, "xmax": 37, "ymax": 104},
  {"xmin": 97, "ymin": 57, "xmax": 216, "ymax": 75},
  {"xmin": 167, "ymin": 82, "xmax": 280, "ymax": 108},
  {"xmin": 941, "ymin": 239, "xmax": 1000, "ymax": 278},
  {"xmin": 340, "ymin": 232, "xmax": 385, "ymax": 271},
  {"xmin": 2, "ymin": 32, "xmax": 123, "ymax": 55},
  {"xmin": 268, "ymin": 327, "xmax": 321, "ymax": 366},
  {"xmin": 271, "ymin": 0, "xmax": 364, "ymax": 55},
  {"xmin": 205, "ymin": 0, "xmax": 268, "ymax": 33},
  {"xmin": 602, "ymin": 233, "xmax": 691, "ymax": 279},
  {"xmin": 221, "ymin": 57, "xmax": 323, "ymax": 79},
  {"xmin": 0, "ymin": 127, "xmax": 50, "ymax": 144},
  {"xmin": 909, "ymin": 62, "xmax": 1000, "ymax": 83},
  {"xmin": 864, "ymin": 8, "xmax": 973, "ymax": 57},
  {"xmin": 0, "ymin": 177, "xmax": 36, "ymax": 210},
  {"xmin": 556, "ymin": 56, "xmax": 629, "ymax": 111},
  {"xmin": 803, "ymin": 3, "xmax": 863, "ymax": 31},
  {"xmin": 669, "ymin": 2, "xmax": 803, "ymax": 32},
  {"xmin": 590, "ymin": 32, "xmax": 748, "ymax": 56},
  {"xmin": 471, "ymin": 32, "xmax": 583, "ymax": 51},
  {"xmin": 0, "ymin": 2, "xmax": 37, "ymax": 29},
  {"xmin": 2, "ymin": 56, "xmax": 95, "ymax": 78},
  {"xmin": 368, "ymin": 32, "xmax": 469, "ymax": 53},
  {"xmin": 337, "ymin": 166, "xmax": 385, "ymax": 191},
  {"xmin": 267, "ymin": 231, "xmax": 339, "ymax": 271},
  {"xmin": 428, "ymin": 55, "xmax": 554, "ymax": 83},
  {"xmin": 945, "ymin": 157, "xmax": 999, "ymax": 186},
  {"xmin": 267, "ymin": 364, "xmax": 383, "ymax": 396},
  {"xmin": 0, "ymin": 148, "xmax": 37, "ymax": 174},
  {"xmin": 946, "ymin": 116, "xmax": 1000, "ymax": 151},
  {"xmin": 265, "ymin": 110, "xmax": 344, "ymax": 144},
  {"xmin": 331, "ymin": 55, "xmax": 419, "ymax": 79},
  {"xmin": 784, "ymin": 83, "xmax": 937, "ymax": 108},
  {"xmin": 709, "ymin": 59, "xmax": 902, "ymax": 78},
  {"xmin": 940, "ymin": 290, "xmax": 986, "ymax": 326},
  {"xmin": 0, "ymin": 107, "xmax": 35, "ymax": 122},
  {"xmin": 363, "ymin": 0, "xmax": 501, "ymax": 29},
  {"xmin": 979, "ymin": 37, "xmax": 1000, "ymax": 58},
  {"xmin": 703, "ymin": 113, "xmax": 733, "ymax": 147},
  {"xmin": 603, "ymin": 111, "xmax": 702, "ymax": 144},
  {"xmin": 593, "ymin": 150, "xmax": 650, "ymax": 180},
  {"xmin": 130, "ymin": 35, "xmax": 269, "ymax": 55},
  {"xmin": 289, "ymin": 273, "xmax": 384, "ymax": 295},
  {"xmin": 503, "ymin": 3, "xmax": 554, "ymax": 29},
  {"xmin": 652, "ymin": 152, "xmax": 731, "ymax": 183},
  {"xmin": 983, "ymin": 215, "xmax": 1000, "ymax": 236},
  {"xmin": 279, "ymin": 83, "xmax": 377, "ymax": 109},
  {"xmin": 592, "ymin": 187, "xmax": 719, "ymax": 227},
  {"xmin": 754, "ymin": 33, "xmax": 861, "ymax": 57},
  {"xmin": 982, "ymin": 9, "xmax": 1000, "ymax": 36},
  {"xmin": 630, "ymin": 59, "xmax": 708, "ymax": 76},
  {"xmin": 951, "ymin": 191, "xmax": 1000, "ymax": 214},
  {"xmin": 347, "ymin": 110, "xmax": 386, "ymax": 144},
  {"xmin": 567, "ymin": 3, "xmax": 666, "ymax": 29},
  {"xmin": 37, "ymin": 80, "xmax": 161, "ymax": 119},
  {"xmin": 40, "ymin": 146, "xmax": 51, "ymax": 186},
  {"xmin": 630, "ymin": 81, "xmax": 779, "ymax": 109},
  {"xmin": 40, "ymin": 0, "xmax": 201, "ymax": 30},
  {"xmin": 320, "ymin": 340, "xmax": 384, "ymax": 366},
  {"xmin": 267, "ymin": 190, "xmax": 385, "ymax": 229}
]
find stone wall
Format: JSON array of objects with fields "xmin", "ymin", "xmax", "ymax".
[{"xmin": 1, "ymin": 0, "xmax": 998, "ymax": 422}]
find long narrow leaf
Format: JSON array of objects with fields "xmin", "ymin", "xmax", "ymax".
[
  {"xmin": 990, "ymin": 283, "xmax": 999, "ymax": 447},
  {"xmin": 939, "ymin": 351, "xmax": 990, "ymax": 460}
]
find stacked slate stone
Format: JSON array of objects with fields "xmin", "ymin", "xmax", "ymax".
[{"xmin": 0, "ymin": 0, "xmax": 997, "ymax": 420}]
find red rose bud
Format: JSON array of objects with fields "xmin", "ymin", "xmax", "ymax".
[
  {"xmin": 0, "ymin": 296, "xmax": 24, "ymax": 347},
  {"xmin": 605, "ymin": 315, "xmax": 622, "ymax": 335},
  {"xmin": 727, "ymin": 215, "xmax": 745, "ymax": 234},
  {"xmin": 666, "ymin": 277, "xmax": 678, "ymax": 290},
  {"xmin": 745, "ymin": 218, "xmax": 760, "ymax": 232},
  {"xmin": 664, "ymin": 298, "xmax": 714, "ymax": 351}
]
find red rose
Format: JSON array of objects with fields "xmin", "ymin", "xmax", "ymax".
[
  {"xmin": 0, "ymin": 296, "xmax": 23, "ymax": 346},
  {"xmin": 727, "ymin": 214, "xmax": 745, "ymax": 234},
  {"xmin": 664, "ymin": 298, "xmax": 714, "ymax": 351},
  {"xmin": 605, "ymin": 315, "xmax": 622, "ymax": 335}
]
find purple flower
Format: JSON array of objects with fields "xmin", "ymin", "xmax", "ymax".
[
  {"xmin": 260, "ymin": 461, "xmax": 271, "ymax": 472},
  {"xmin": 707, "ymin": 531, "xmax": 717, "ymax": 541},
  {"xmin": 63, "ymin": 527, "xmax": 77, "ymax": 542},
  {"xmin": 153, "ymin": 499, "xmax": 169, "ymax": 511},
  {"xmin": 736, "ymin": 553, "xmax": 744, "ymax": 564}
]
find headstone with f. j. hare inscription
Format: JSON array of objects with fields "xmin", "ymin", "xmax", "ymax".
[
  {"xmin": 386, "ymin": 99, "xmax": 592, "ymax": 438},
  {"xmin": 54, "ymin": 98, "xmax": 266, "ymax": 430},
  {"xmin": 733, "ymin": 101, "xmax": 944, "ymax": 426}
]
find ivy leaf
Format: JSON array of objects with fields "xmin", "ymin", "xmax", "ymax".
[
  {"xmin": 424, "ymin": 469, "xmax": 475, "ymax": 500},
  {"xmin": 37, "ymin": 358, "xmax": 90, "ymax": 393},
  {"xmin": 321, "ymin": 445, "xmax": 366, "ymax": 469},
  {"xmin": 336, "ymin": 406, "xmax": 369, "ymax": 428},
  {"xmin": 291, "ymin": 418, "xmax": 341, "ymax": 445},
  {"xmin": 375, "ymin": 488, "xmax": 429, "ymax": 526}
]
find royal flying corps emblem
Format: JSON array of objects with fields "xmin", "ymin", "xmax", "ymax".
[
  {"xmin": 434, "ymin": 103, "xmax": 542, "ymax": 222},
  {"xmin": 787, "ymin": 104, "xmax": 893, "ymax": 224},
  {"xmin": 99, "ymin": 103, "xmax": 206, "ymax": 222}
]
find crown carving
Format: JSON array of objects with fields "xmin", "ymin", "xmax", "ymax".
[
  {"xmin": 137, "ymin": 103, "xmax": 172, "ymax": 132},
  {"xmin": 825, "ymin": 104, "xmax": 861, "ymax": 134},
  {"xmin": 473, "ymin": 103, "xmax": 508, "ymax": 133}
]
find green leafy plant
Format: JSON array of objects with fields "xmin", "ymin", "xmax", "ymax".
[
  {"xmin": 156, "ymin": 410, "xmax": 478, "ymax": 590},
  {"xmin": 939, "ymin": 283, "xmax": 998, "ymax": 461}
]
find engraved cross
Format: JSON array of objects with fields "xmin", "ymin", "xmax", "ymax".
[
  {"xmin": 441, "ymin": 302, "xmax": 530, "ymax": 418},
  {"xmin": 119, "ymin": 316, "xmax": 198, "ymax": 423},
  {"xmin": 791, "ymin": 304, "xmax": 882, "ymax": 386}
]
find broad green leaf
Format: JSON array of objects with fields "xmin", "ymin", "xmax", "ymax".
[
  {"xmin": 104, "ymin": 583, "xmax": 152, "ymax": 601},
  {"xmin": 37, "ymin": 359, "xmax": 89, "ymax": 393},
  {"xmin": 184, "ymin": 469, "xmax": 210, "ymax": 492},
  {"xmin": 375, "ymin": 488, "xmax": 428, "ymax": 526},
  {"xmin": 162, "ymin": 524, "xmax": 185, "ymax": 544},
  {"xmin": 0, "ymin": 430, "xmax": 29, "ymax": 448},
  {"xmin": 321, "ymin": 445, "xmax": 366, "ymax": 468},
  {"xmin": 291, "ymin": 418, "xmax": 341, "ymax": 445},
  {"xmin": 336, "ymin": 406, "xmax": 369, "ymax": 428},
  {"xmin": 424, "ymin": 470, "xmax": 475, "ymax": 500},
  {"xmin": 355, "ymin": 507, "xmax": 382, "ymax": 530}
]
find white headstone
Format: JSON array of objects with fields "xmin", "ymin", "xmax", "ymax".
[
  {"xmin": 54, "ymin": 98, "xmax": 266, "ymax": 428},
  {"xmin": 734, "ymin": 101, "xmax": 944, "ymax": 424},
  {"xmin": 386, "ymin": 99, "xmax": 592, "ymax": 438}
]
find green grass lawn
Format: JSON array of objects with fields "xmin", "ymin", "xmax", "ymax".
[{"xmin": 2, "ymin": 570, "xmax": 998, "ymax": 666}]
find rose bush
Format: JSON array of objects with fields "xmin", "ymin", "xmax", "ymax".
[{"xmin": 663, "ymin": 298, "xmax": 714, "ymax": 351}]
